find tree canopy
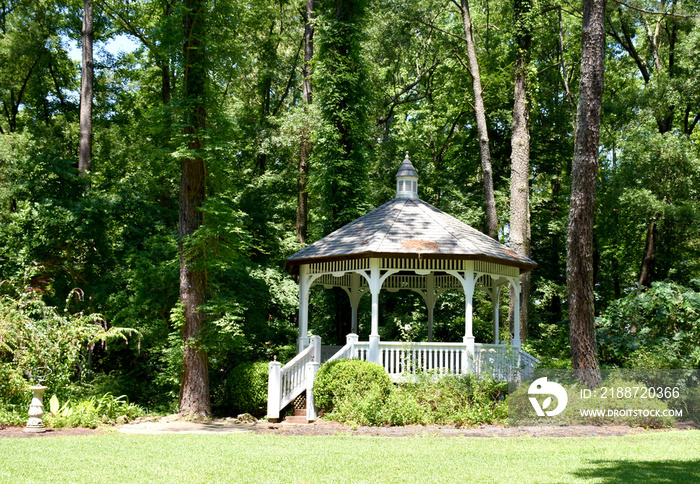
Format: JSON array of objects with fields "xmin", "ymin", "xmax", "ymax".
[{"xmin": 0, "ymin": 0, "xmax": 699, "ymax": 413}]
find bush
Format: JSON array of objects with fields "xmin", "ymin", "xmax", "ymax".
[
  {"xmin": 44, "ymin": 393, "xmax": 146, "ymax": 428},
  {"xmin": 313, "ymin": 359, "xmax": 392, "ymax": 413},
  {"xmin": 596, "ymin": 281, "xmax": 700, "ymax": 369},
  {"xmin": 315, "ymin": 362, "xmax": 507, "ymax": 427},
  {"xmin": 221, "ymin": 361, "xmax": 269, "ymax": 417},
  {"xmin": 0, "ymin": 363, "xmax": 29, "ymax": 406}
]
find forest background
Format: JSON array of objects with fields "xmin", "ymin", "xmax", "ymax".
[{"xmin": 1, "ymin": 0, "xmax": 699, "ymax": 416}]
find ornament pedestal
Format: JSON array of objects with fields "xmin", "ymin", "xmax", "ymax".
[{"xmin": 24, "ymin": 385, "xmax": 47, "ymax": 433}]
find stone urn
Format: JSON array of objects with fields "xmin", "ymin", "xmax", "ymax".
[{"xmin": 24, "ymin": 385, "xmax": 48, "ymax": 433}]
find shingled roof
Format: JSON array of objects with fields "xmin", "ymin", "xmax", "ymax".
[{"xmin": 285, "ymin": 197, "xmax": 537, "ymax": 273}]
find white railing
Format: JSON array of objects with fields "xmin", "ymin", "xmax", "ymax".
[
  {"xmin": 324, "ymin": 338, "xmax": 540, "ymax": 383},
  {"xmin": 267, "ymin": 335, "xmax": 321, "ymax": 421},
  {"xmin": 376, "ymin": 342, "xmax": 467, "ymax": 380},
  {"xmin": 474, "ymin": 344, "xmax": 540, "ymax": 381}
]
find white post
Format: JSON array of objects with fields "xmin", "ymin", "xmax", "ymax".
[
  {"xmin": 347, "ymin": 332, "xmax": 359, "ymax": 358},
  {"xmin": 297, "ymin": 265, "xmax": 311, "ymax": 352},
  {"xmin": 310, "ymin": 334, "xmax": 322, "ymax": 363},
  {"xmin": 267, "ymin": 360, "xmax": 281, "ymax": 422},
  {"xmin": 305, "ymin": 361, "xmax": 320, "ymax": 422},
  {"xmin": 511, "ymin": 277, "xmax": 522, "ymax": 348},
  {"xmin": 492, "ymin": 285, "xmax": 501, "ymax": 344},
  {"xmin": 463, "ymin": 263, "xmax": 476, "ymax": 372},
  {"xmin": 426, "ymin": 273, "xmax": 436, "ymax": 342},
  {"xmin": 368, "ymin": 258, "xmax": 381, "ymax": 364}
]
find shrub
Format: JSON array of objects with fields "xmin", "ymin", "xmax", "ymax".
[
  {"xmin": 0, "ymin": 362, "xmax": 29, "ymax": 406},
  {"xmin": 221, "ymin": 361, "xmax": 269, "ymax": 417},
  {"xmin": 313, "ymin": 359, "xmax": 392, "ymax": 413},
  {"xmin": 596, "ymin": 281, "xmax": 700, "ymax": 369}
]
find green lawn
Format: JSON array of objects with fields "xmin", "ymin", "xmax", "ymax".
[{"xmin": 1, "ymin": 431, "xmax": 699, "ymax": 483}]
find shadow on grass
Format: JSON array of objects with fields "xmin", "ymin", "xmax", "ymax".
[{"xmin": 571, "ymin": 459, "xmax": 700, "ymax": 483}]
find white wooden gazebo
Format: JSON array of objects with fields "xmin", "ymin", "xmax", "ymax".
[{"xmin": 268, "ymin": 154, "xmax": 539, "ymax": 422}]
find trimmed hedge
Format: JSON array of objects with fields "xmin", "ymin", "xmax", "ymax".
[
  {"xmin": 223, "ymin": 361, "xmax": 269, "ymax": 417},
  {"xmin": 313, "ymin": 359, "xmax": 392, "ymax": 413}
]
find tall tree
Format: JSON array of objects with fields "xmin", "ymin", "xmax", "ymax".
[
  {"xmin": 297, "ymin": 0, "xmax": 314, "ymax": 245},
  {"xmin": 456, "ymin": 0, "xmax": 498, "ymax": 239},
  {"xmin": 567, "ymin": 0, "xmax": 605, "ymax": 388},
  {"xmin": 79, "ymin": 0, "xmax": 93, "ymax": 175},
  {"xmin": 509, "ymin": 0, "xmax": 534, "ymax": 340},
  {"xmin": 314, "ymin": 0, "xmax": 370, "ymax": 342},
  {"xmin": 179, "ymin": 0, "xmax": 210, "ymax": 416}
]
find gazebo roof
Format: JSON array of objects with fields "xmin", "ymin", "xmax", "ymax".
[{"xmin": 286, "ymin": 196, "xmax": 536, "ymax": 274}]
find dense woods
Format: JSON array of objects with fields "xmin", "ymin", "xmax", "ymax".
[{"xmin": 1, "ymin": 0, "xmax": 699, "ymax": 414}]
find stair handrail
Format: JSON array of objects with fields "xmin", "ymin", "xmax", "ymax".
[{"xmin": 267, "ymin": 335, "xmax": 321, "ymax": 421}]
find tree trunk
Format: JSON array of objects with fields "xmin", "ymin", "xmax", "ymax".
[
  {"xmin": 79, "ymin": 0, "xmax": 93, "ymax": 175},
  {"xmin": 459, "ymin": 0, "xmax": 498, "ymax": 239},
  {"xmin": 567, "ymin": 0, "xmax": 605, "ymax": 389},
  {"xmin": 509, "ymin": 0, "xmax": 532, "ymax": 341},
  {"xmin": 179, "ymin": 0, "xmax": 210, "ymax": 417},
  {"xmin": 297, "ymin": 0, "xmax": 313, "ymax": 245},
  {"xmin": 638, "ymin": 213, "xmax": 660, "ymax": 290}
]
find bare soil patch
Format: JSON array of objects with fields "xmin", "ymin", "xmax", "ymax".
[{"xmin": 0, "ymin": 425, "xmax": 104, "ymax": 438}]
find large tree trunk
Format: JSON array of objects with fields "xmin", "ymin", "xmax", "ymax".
[
  {"xmin": 509, "ymin": 0, "xmax": 532, "ymax": 341},
  {"xmin": 459, "ymin": 0, "xmax": 498, "ymax": 239},
  {"xmin": 297, "ymin": 0, "xmax": 313, "ymax": 245},
  {"xmin": 79, "ymin": 0, "xmax": 93, "ymax": 175},
  {"xmin": 179, "ymin": 0, "xmax": 210, "ymax": 417},
  {"xmin": 567, "ymin": 0, "xmax": 605, "ymax": 388}
]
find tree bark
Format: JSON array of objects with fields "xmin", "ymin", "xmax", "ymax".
[
  {"xmin": 509, "ymin": 0, "xmax": 532, "ymax": 341},
  {"xmin": 297, "ymin": 0, "xmax": 313, "ymax": 245},
  {"xmin": 567, "ymin": 0, "xmax": 605, "ymax": 388},
  {"xmin": 638, "ymin": 213, "xmax": 660, "ymax": 290},
  {"xmin": 179, "ymin": 0, "xmax": 210, "ymax": 417},
  {"xmin": 79, "ymin": 0, "xmax": 93, "ymax": 175},
  {"xmin": 459, "ymin": 0, "xmax": 498, "ymax": 240}
]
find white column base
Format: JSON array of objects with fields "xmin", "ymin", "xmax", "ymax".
[
  {"xmin": 297, "ymin": 336, "xmax": 309, "ymax": 354},
  {"xmin": 368, "ymin": 334, "xmax": 380, "ymax": 364},
  {"xmin": 463, "ymin": 335, "xmax": 475, "ymax": 373}
]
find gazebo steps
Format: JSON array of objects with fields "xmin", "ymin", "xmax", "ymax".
[{"xmin": 283, "ymin": 408, "xmax": 309, "ymax": 424}]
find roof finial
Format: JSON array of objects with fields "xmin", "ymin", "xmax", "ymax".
[{"xmin": 395, "ymin": 153, "xmax": 419, "ymax": 199}]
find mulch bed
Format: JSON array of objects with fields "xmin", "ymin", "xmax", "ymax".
[
  {"xmin": 2, "ymin": 419, "xmax": 697, "ymax": 438},
  {"xmin": 252, "ymin": 420, "xmax": 696, "ymax": 438}
]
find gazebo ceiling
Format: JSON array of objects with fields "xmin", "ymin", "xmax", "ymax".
[{"xmin": 286, "ymin": 196, "xmax": 537, "ymax": 274}]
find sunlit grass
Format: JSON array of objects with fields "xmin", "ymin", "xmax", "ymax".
[{"xmin": 1, "ymin": 430, "xmax": 699, "ymax": 483}]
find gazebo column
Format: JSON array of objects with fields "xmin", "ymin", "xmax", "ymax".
[
  {"xmin": 361, "ymin": 259, "xmax": 398, "ymax": 365},
  {"xmin": 297, "ymin": 266, "xmax": 322, "ymax": 353},
  {"xmin": 447, "ymin": 263, "xmax": 477, "ymax": 372},
  {"xmin": 368, "ymin": 259, "xmax": 381, "ymax": 364},
  {"xmin": 492, "ymin": 285, "xmax": 501, "ymax": 344},
  {"xmin": 425, "ymin": 273, "xmax": 436, "ymax": 342},
  {"xmin": 509, "ymin": 277, "xmax": 522, "ymax": 348}
]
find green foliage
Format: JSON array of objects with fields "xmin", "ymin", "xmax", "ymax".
[
  {"xmin": 0, "ymin": 278, "xmax": 139, "ymax": 398},
  {"xmin": 313, "ymin": 359, "xmax": 392, "ymax": 413},
  {"xmin": 596, "ymin": 281, "xmax": 700, "ymax": 369},
  {"xmin": 0, "ymin": 363, "xmax": 30, "ymax": 406},
  {"xmin": 215, "ymin": 361, "xmax": 269, "ymax": 417},
  {"xmin": 44, "ymin": 393, "xmax": 146, "ymax": 429},
  {"xmin": 317, "ymin": 364, "xmax": 507, "ymax": 427}
]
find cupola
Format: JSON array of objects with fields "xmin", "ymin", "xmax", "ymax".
[{"xmin": 395, "ymin": 152, "xmax": 419, "ymax": 199}]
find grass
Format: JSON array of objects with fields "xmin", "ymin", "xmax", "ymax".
[{"xmin": 1, "ymin": 430, "xmax": 699, "ymax": 483}]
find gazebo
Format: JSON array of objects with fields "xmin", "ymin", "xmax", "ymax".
[{"xmin": 268, "ymin": 154, "xmax": 538, "ymax": 422}]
